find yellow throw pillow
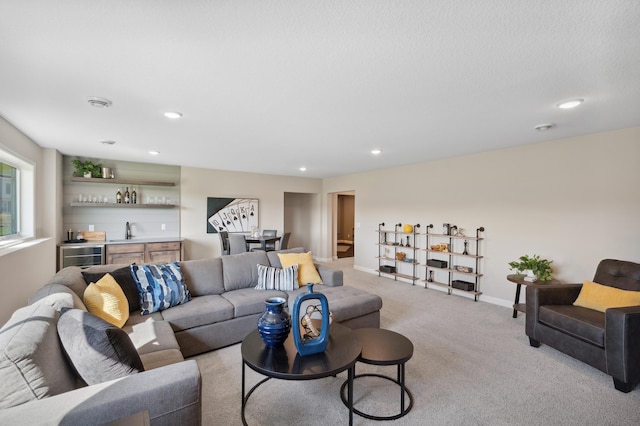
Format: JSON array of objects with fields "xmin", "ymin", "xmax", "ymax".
[
  {"xmin": 277, "ymin": 251, "xmax": 323, "ymax": 286},
  {"xmin": 573, "ymin": 280, "xmax": 640, "ymax": 313},
  {"xmin": 83, "ymin": 273, "xmax": 130, "ymax": 328}
]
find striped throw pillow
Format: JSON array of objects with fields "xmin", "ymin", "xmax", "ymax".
[{"xmin": 256, "ymin": 264, "xmax": 299, "ymax": 291}]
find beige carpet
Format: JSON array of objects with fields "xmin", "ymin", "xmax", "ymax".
[{"xmin": 193, "ymin": 258, "xmax": 640, "ymax": 425}]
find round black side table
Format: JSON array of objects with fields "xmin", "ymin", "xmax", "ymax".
[{"xmin": 340, "ymin": 328, "xmax": 414, "ymax": 421}]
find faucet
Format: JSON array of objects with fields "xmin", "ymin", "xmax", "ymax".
[{"xmin": 125, "ymin": 222, "xmax": 132, "ymax": 240}]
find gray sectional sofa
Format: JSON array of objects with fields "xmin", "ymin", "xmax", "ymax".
[{"xmin": 0, "ymin": 247, "xmax": 382, "ymax": 425}]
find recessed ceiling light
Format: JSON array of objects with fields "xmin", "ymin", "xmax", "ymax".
[
  {"xmin": 164, "ymin": 111, "xmax": 183, "ymax": 119},
  {"xmin": 371, "ymin": 149, "xmax": 382, "ymax": 155},
  {"xmin": 299, "ymin": 167, "xmax": 307, "ymax": 172},
  {"xmin": 100, "ymin": 140, "xmax": 116, "ymax": 145},
  {"xmin": 534, "ymin": 123, "xmax": 554, "ymax": 131},
  {"xmin": 149, "ymin": 150, "xmax": 160, "ymax": 155},
  {"xmin": 87, "ymin": 96, "xmax": 112, "ymax": 108},
  {"xmin": 556, "ymin": 99, "xmax": 584, "ymax": 109}
]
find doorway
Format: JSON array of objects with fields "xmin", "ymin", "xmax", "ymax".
[{"xmin": 336, "ymin": 193, "xmax": 355, "ymax": 259}]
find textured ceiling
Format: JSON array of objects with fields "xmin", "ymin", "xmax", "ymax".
[{"xmin": 1, "ymin": 1, "xmax": 639, "ymax": 178}]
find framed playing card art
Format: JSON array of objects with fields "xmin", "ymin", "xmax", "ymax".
[{"xmin": 207, "ymin": 197, "xmax": 259, "ymax": 233}]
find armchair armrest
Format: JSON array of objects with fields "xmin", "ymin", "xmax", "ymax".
[
  {"xmin": 525, "ymin": 283, "xmax": 582, "ymax": 337},
  {"xmin": 0, "ymin": 360, "xmax": 201, "ymax": 426},
  {"xmin": 605, "ymin": 306, "xmax": 640, "ymax": 386},
  {"xmin": 315, "ymin": 263, "xmax": 343, "ymax": 287}
]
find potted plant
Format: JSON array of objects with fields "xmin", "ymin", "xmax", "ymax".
[
  {"xmin": 72, "ymin": 159, "xmax": 102, "ymax": 178},
  {"xmin": 508, "ymin": 254, "xmax": 553, "ymax": 282}
]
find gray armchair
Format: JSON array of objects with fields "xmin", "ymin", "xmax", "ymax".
[{"xmin": 526, "ymin": 259, "xmax": 640, "ymax": 392}]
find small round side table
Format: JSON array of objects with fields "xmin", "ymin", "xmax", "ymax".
[{"xmin": 340, "ymin": 328, "xmax": 414, "ymax": 421}]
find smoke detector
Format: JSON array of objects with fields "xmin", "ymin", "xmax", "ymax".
[
  {"xmin": 534, "ymin": 123, "xmax": 554, "ymax": 131},
  {"xmin": 87, "ymin": 96, "xmax": 112, "ymax": 108}
]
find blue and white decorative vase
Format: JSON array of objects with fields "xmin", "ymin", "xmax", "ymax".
[
  {"xmin": 292, "ymin": 284, "xmax": 330, "ymax": 356},
  {"xmin": 257, "ymin": 297, "xmax": 291, "ymax": 348}
]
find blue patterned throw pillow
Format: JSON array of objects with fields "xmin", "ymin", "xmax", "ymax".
[{"xmin": 130, "ymin": 262, "xmax": 191, "ymax": 315}]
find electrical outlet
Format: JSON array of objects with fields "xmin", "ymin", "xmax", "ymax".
[
  {"xmin": 161, "ymin": 224, "xmax": 166, "ymax": 231},
  {"xmin": 88, "ymin": 224, "xmax": 94, "ymax": 231}
]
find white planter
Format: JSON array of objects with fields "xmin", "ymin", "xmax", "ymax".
[{"xmin": 523, "ymin": 269, "xmax": 537, "ymax": 282}]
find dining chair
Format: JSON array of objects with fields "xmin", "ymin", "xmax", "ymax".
[
  {"xmin": 279, "ymin": 232, "xmax": 291, "ymax": 250},
  {"xmin": 228, "ymin": 233, "xmax": 249, "ymax": 254},
  {"xmin": 219, "ymin": 231, "xmax": 230, "ymax": 255}
]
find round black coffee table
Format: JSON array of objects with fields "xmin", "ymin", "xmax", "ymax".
[
  {"xmin": 241, "ymin": 322, "xmax": 361, "ymax": 426},
  {"xmin": 340, "ymin": 328, "xmax": 414, "ymax": 420}
]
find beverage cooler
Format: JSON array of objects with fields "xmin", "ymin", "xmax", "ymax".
[{"xmin": 58, "ymin": 244, "xmax": 105, "ymax": 271}]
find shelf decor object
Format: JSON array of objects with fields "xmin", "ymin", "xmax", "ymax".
[
  {"xmin": 72, "ymin": 159, "xmax": 103, "ymax": 178},
  {"xmin": 291, "ymin": 284, "xmax": 330, "ymax": 356},
  {"xmin": 257, "ymin": 297, "xmax": 291, "ymax": 348}
]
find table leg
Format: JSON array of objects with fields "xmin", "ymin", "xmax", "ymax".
[
  {"xmin": 513, "ymin": 283, "xmax": 522, "ymax": 318},
  {"xmin": 400, "ymin": 363, "xmax": 406, "ymax": 412},
  {"xmin": 348, "ymin": 365, "xmax": 354, "ymax": 426},
  {"xmin": 241, "ymin": 361, "xmax": 246, "ymax": 421}
]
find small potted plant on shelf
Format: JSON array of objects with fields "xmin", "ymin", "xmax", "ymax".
[
  {"xmin": 508, "ymin": 254, "xmax": 553, "ymax": 282},
  {"xmin": 72, "ymin": 159, "xmax": 102, "ymax": 178}
]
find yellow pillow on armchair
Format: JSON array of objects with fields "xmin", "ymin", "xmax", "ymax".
[
  {"xmin": 573, "ymin": 280, "xmax": 640, "ymax": 313},
  {"xmin": 277, "ymin": 251, "xmax": 323, "ymax": 286}
]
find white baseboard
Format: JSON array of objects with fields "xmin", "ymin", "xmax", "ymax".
[{"xmin": 354, "ymin": 264, "xmax": 513, "ymax": 308}]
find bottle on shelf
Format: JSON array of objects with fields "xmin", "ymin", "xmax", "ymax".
[
  {"xmin": 116, "ymin": 188, "xmax": 122, "ymax": 204},
  {"xmin": 124, "ymin": 187, "xmax": 130, "ymax": 204},
  {"xmin": 131, "ymin": 187, "xmax": 137, "ymax": 204}
]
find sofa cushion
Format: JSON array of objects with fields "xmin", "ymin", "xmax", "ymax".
[
  {"xmin": 160, "ymin": 295, "xmax": 234, "ymax": 331},
  {"xmin": 222, "ymin": 251, "xmax": 270, "ymax": 291},
  {"xmin": 43, "ymin": 266, "xmax": 88, "ymax": 300},
  {"xmin": 123, "ymin": 318, "xmax": 182, "ymax": 361},
  {"xmin": 573, "ymin": 280, "xmax": 640, "ymax": 313},
  {"xmin": 278, "ymin": 251, "xmax": 323, "ymax": 286},
  {"xmin": 82, "ymin": 266, "xmax": 141, "ymax": 313},
  {"xmin": 29, "ymin": 283, "xmax": 87, "ymax": 311},
  {"xmin": 0, "ymin": 303, "xmax": 77, "ymax": 409},
  {"xmin": 57, "ymin": 308, "xmax": 145, "ymax": 385},
  {"xmin": 222, "ymin": 288, "xmax": 288, "ymax": 318},
  {"xmin": 539, "ymin": 305, "xmax": 605, "ymax": 347},
  {"xmin": 267, "ymin": 247, "xmax": 304, "ymax": 268},
  {"xmin": 296, "ymin": 285, "xmax": 384, "ymax": 323},
  {"xmin": 139, "ymin": 349, "xmax": 185, "ymax": 370},
  {"xmin": 131, "ymin": 262, "xmax": 191, "ymax": 315},
  {"xmin": 180, "ymin": 258, "xmax": 225, "ymax": 296},
  {"xmin": 83, "ymin": 273, "xmax": 130, "ymax": 328},
  {"xmin": 256, "ymin": 263, "xmax": 299, "ymax": 291}
]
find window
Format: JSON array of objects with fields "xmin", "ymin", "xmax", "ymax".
[
  {"xmin": 0, "ymin": 161, "xmax": 18, "ymax": 237},
  {"xmin": 0, "ymin": 146, "xmax": 33, "ymax": 247}
]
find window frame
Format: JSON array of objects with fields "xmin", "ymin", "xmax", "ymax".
[{"xmin": 0, "ymin": 146, "xmax": 34, "ymax": 248}]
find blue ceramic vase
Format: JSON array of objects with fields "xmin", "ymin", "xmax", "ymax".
[
  {"xmin": 257, "ymin": 297, "xmax": 291, "ymax": 348},
  {"xmin": 292, "ymin": 284, "xmax": 330, "ymax": 356}
]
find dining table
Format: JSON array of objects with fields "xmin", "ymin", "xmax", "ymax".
[{"xmin": 244, "ymin": 235, "xmax": 281, "ymax": 251}]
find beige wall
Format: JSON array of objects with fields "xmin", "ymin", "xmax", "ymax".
[
  {"xmin": 180, "ymin": 166, "xmax": 323, "ymax": 260},
  {"xmin": 0, "ymin": 117, "xmax": 59, "ymax": 324},
  {"xmin": 284, "ymin": 192, "xmax": 321, "ymax": 252},
  {"xmin": 323, "ymin": 127, "xmax": 640, "ymax": 307}
]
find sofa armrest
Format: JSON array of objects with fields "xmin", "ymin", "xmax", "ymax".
[
  {"xmin": 525, "ymin": 283, "xmax": 582, "ymax": 338},
  {"xmin": 605, "ymin": 306, "xmax": 640, "ymax": 385},
  {"xmin": 315, "ymin": 263, "xmax": 343, "ymax": 287},
  {"xmin": 0, "ymin": 360, "xmax": 201, "ymax": 426}
]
